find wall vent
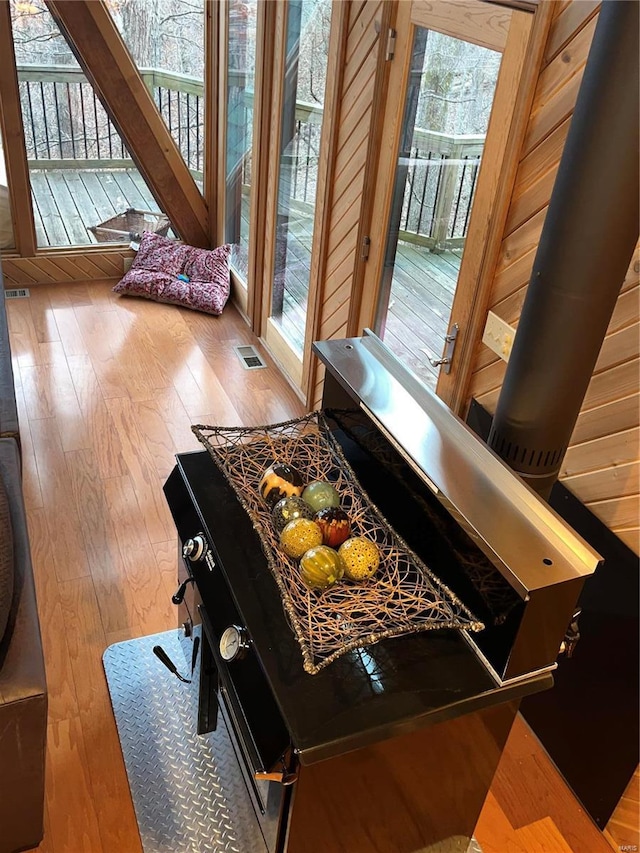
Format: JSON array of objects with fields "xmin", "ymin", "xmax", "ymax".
[
  {"xmin": 4, "ymin": 288, "xmax": 30, "ymax": 299},
  {"xmin": 234, "ymin": 345, "xmax": 266, "ymax": 370}
]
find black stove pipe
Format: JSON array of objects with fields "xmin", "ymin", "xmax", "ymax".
[{"xmin": 487, "ymin": 0, "xmax": 639, "ymax": 500}]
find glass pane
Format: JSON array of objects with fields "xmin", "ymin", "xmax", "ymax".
[
  {"xmin": 376, "ymin": 27, "xmax": 502, "ymax": 391},
  {"xmin": 225, "ymin": 0, "xmax": 258, "ymax": 285},
  {"xmin": 0, "ymin": 133, "xmax": 15, "ymax": 250},
  {"xmin": 10, "ymin": 0, "xmax": 172, "ymax": 248},
  {"xmin": 108, "ymin": 0, "xmax": 205, "ymax": 191},
  {"xmin": 270, "ymin": 0, "xmax": 331, "ymax": 357}
]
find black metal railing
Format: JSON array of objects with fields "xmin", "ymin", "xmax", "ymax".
[
  {"xmin": 16, "ymin": 65, "xmax": 484, "ymax": 250},
  {"xmin": 17, "ymin": 64, "xmax": 204, "ymax": 177},
  {"xmin": 399, "ymin": 129, "xmax": 483, "ymax": 250}
]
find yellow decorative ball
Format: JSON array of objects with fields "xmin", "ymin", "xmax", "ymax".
[
  {"xmin": 279, "ymin": 518, "xmax": 323, "ymax": 560},
  {"xmin": 339, "ymin": 537, "xmax": 380, "ymax": 581}
]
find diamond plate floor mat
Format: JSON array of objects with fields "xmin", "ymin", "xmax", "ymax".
[{"xmin": 103, "ymin": 629, "xmax": 267, "ymax": 853}]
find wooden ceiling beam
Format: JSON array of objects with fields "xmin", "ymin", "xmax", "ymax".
[{"xmin": 46, "ymin": 0, "xmax": 209, "ymax": 248}]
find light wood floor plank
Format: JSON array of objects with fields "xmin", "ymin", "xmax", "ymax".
[
  {"xmin": 65, "ymin": 448, "xmax": 141, "ymax": 637},
  {"xmin": 152, "ymin": 385, "xmax": 208, "ymax": 457},
  {"xmin": 66, "ymin": 353, "xmax": 129, "ymax": 480},
  {"xmin": 131, "ymin": 398, "xmax": 183, "ymax": 480},
  {"xmin": 13, "ymin": 378, "xmax": 44, "ymax": 509},
  {"xmin": 103, "ymin": 474, "xmax": 175, "ymax": 636},
  {"xmin": 484, "ymin": 715, "xmax": 612, "ymax": 853},
  {"xmin": 152, "ymin": 538, "xmax": 181, "ymax": 604},
  {"xmin": 45, "ymin": 717, "xmax": 104, "ymax": 853},
  {"xmin": 27, "ymin": 507, "xmax": 79, "ymax": 725},
  {"xmin": 19, "ymin": 360, "xmax": 88, "ymax": 453},
  {"xmin": 27, "ymin": 284, "xmax": 59, "ymax": 344},
  {"xmin": 105, "ymin": 395, "xmax": 177, "ymax": 545},
  {"xmin": 515, "ymin": 817, "xmax": 576, "ymax": 853},
  {"xmin": 57, "ymin": 576, "xmax": 141, "ymax": 853},
  {"xmin": 71, "ymin": 305, "xmax": 131, "ymax": 400},
  {"xmin": 28, "ymin": 416, "xmax": 91, "ymax": 583},
  {"xmin": 5, "ymin": 295, "xmax": 43, "ymax": 367},
  {"xmin": 50, "ymin": 300, "xmax": 89, "ymax": 359}
]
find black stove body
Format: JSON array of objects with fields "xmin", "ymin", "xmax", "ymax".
[{"xmin": 162, "ymin": 332, "xmax": 601, "ymax": 853}]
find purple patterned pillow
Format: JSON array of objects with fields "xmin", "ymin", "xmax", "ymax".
[
  {"xmin": 113, "ymin": 235, "xmax": 232, "ymax": 316},
  {"xmin": 130, "ymin": 231, "xmax": 191, "ymax": 275},
  {"xmin": 183, "ymin": 243, "xmax": 231, "ymax": 282}
]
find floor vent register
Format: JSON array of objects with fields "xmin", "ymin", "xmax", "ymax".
[{"xmin": 234, "ymin": 345, "xmax": 266, "ymax": 370}]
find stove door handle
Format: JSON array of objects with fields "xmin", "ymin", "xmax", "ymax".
[
  {"xmin": 255, "ymin": 749, "xmax": 299, "ymax": 786},
  {"xmin": 254, "ymin": 768, "xmax": 298, "ymax": 786}
]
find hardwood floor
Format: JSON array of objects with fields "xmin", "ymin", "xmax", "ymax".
[{"xmin": 6, "ymin": 281, "xmax": 615, "ymax": 853}]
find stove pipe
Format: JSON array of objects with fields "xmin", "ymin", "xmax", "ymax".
[{"xmin": 487, "ymin": 0, "xmax": 639, "ymax": 500}]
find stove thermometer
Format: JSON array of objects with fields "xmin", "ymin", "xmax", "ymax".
[{"xmin": 219, "ymin": 625, "xmax": 250, "ymax": 662}]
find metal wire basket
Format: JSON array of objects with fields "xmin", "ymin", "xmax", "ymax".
[
  {"xmin": 193, "ymin": 412, "xmax": 483, "ymax": 675},
  {"xmin": 88, "ymin": 208, "xmax": 170, "ymax": 243}
]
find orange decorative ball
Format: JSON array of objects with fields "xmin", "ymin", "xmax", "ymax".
[{"xmin": 315, "ymin": 507, "xmax": 351, "ymax": 548}]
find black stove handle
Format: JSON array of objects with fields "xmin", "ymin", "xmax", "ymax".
[
  {"xmin": 152, "ymin": 645, "xmax": 191, "ymax": 684},
  {"xmin": 172, "ymin": 576, "xmax": 196, "ymax": 605}
]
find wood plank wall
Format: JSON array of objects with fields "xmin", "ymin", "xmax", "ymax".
[
  {"xmin": 467, "ymin": 0, "xmax": 640, "ymax": 555},
  {"xmin": 2, "ymin": 249, "xmax": 132, "ymax": 287},
  {"xmin": 308, "ymin": 0, "xmax": 386, "ymax": 409}
]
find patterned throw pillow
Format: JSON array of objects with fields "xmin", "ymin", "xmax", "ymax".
[
  {"xmin": 128, "ymin": 231, "xmax": 191, "ymax": 275},
  {"xmin": 113, "ymin": 233, "xmax": 232, "ymax": 316}
]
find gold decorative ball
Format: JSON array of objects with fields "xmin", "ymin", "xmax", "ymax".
[
  {"xmin": 339, "ymin": 537, "xmax": 380, "ymax": 581},
  {"xmin": 279, "ymin": 518, "xmax": 323, "ymax": 560}
]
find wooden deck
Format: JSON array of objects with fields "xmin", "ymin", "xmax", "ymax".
[
  {"xmin": 277, "ymin": 212, "xmax": 461, "ymax": 391},
  {"xmin": 31, "ymin": 169, "xmax": 461, "ymax": 391},
  {"xmin": 29, "ymin": 168, "xmax": 161, "ymax": 248}
]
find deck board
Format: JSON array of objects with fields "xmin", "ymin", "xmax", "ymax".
[
  {"xmin": 45, "ymin": 171, "xmax": 92, "ymax": 246},
  {"xmin": 29, "ymin": 168, "xmax": 461, "ymax": 392},
  {"xmin": 29, "ymin": 173, "xmax": 66, "ymax": 246}
]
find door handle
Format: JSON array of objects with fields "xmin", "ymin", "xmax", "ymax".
[{"xmin": 428, "ymin": 324, "xmax": 459, "ymax": 374}]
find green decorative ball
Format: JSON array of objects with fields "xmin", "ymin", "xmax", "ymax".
[
  {"xmin": 272, "ymin": 496, "xmax": 315, "ymax": 533},
  {"xmin": 300, "ymin": 546, "xmax": 344, "ymax": 591},
  {"xmin": 302, "ymin": 480, "xmax": 340, "ymax": 513}
]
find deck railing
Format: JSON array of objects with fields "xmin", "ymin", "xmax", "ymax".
[
  {"xmin": 17, "ymin": 64, "xmax": 483, "ymax": 250},
  {"xmin": 399, "ymin": 129, "xmax": 483, "ymax": 251},
  {"xmin": 17, "ymin": 64, "xmax": 205, "ymax": 177}
]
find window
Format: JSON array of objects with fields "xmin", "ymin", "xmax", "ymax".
[{"xmin": 10, "ymin": 0, "xmax": 171, "ymax": 247}]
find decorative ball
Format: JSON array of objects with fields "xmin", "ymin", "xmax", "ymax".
[
  {"xmin": 279, "ymin": 518, "xmax": 323, "ymax": 560},
  {"xmin": 315, "ymin": 507, "xmax": 351, "ymax": 548},
  {"xmin": 300, "ymin": 546, "xmax": 345, "ymax": 591},
  {"xmin": 259, "ymin": 462, "xmax": 304, "ymax": 507},
  {"xmin": 302, "ymin": 480, "xmax": 340, "ymax": 513},
  {"xmin": 272, "ymin": 495, "xmax": 315, "ymax": 533},
  {"xmin": 339, "ymin": 537, "xmax": 380, "ymax": 581}
]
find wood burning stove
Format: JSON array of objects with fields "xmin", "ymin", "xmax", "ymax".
[{"xmin": 162, "ymin": 331, "xmax": 601, "ymax": 852}]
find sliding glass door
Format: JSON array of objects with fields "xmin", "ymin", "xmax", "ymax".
[
  {"xmin": 224, "ymin": 0, "xmax": 258, "ymax": 298},
  {"xmin": 263, "ymin": 0, "xmax": 332, "ymax": 386}
]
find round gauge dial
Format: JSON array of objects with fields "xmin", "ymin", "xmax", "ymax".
[{"xmin": 219, "ymin": 626, "xmax": 249, "ymax": 662}]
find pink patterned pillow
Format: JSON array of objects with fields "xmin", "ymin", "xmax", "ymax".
[
  {"xmin": 113, "ymin": 234, "xmax": 232, "ymax": 316},
  {"xmin": 183, "ymin": 243, "xmax": 231, "ymax": 283},
  {"xmin": 130, "ymin": 231, "xmax": 191, "ymax": 275}
]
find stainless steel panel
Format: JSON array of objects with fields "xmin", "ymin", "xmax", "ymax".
[{"xmin": 314, "ymin": 332, "xmax": 601, "ymax": 598}]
